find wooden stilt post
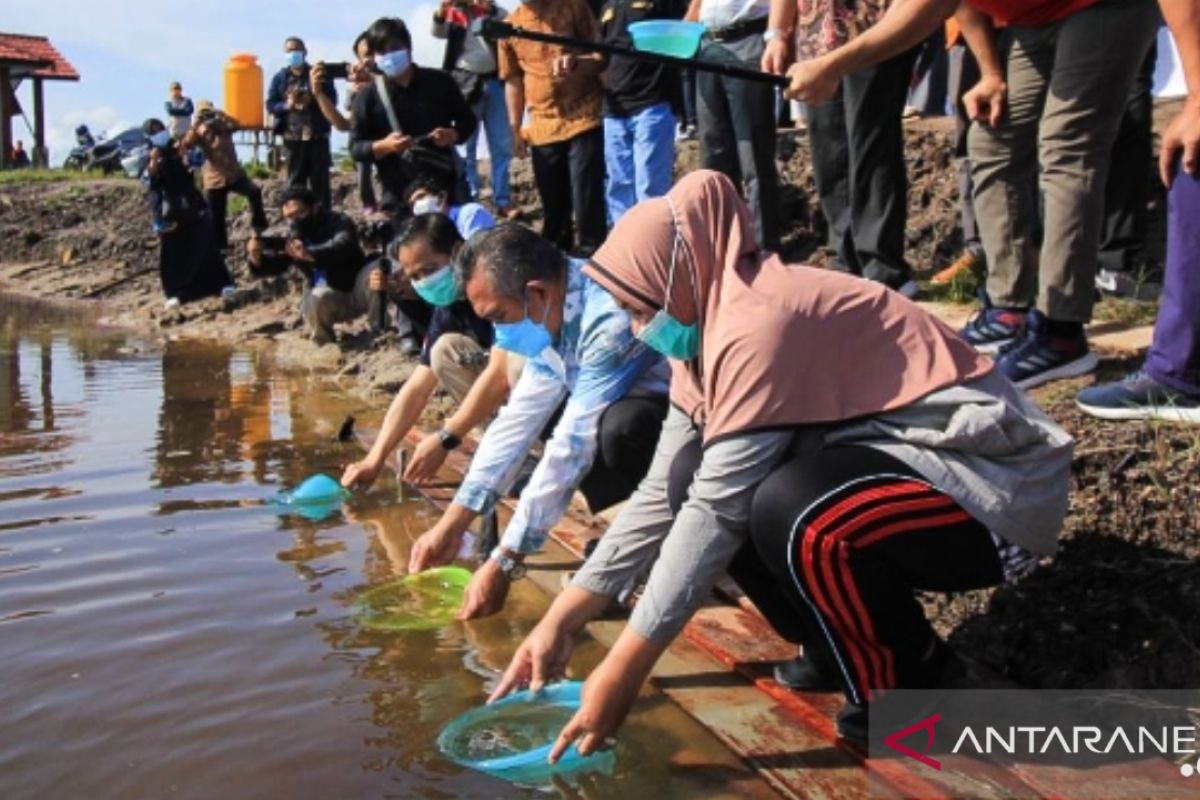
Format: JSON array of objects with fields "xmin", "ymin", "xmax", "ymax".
[
  {"xmin": 0, "ymin": 67, "xmax": 11, "ymax": 169},
  {"xmin": 32, "ymin": 77, "xmax": 46, "ymax": 167}
]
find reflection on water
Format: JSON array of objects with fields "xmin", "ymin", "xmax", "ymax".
[{"xmin": 0, "ymin": 294, "xmax": 762, "ymax": 800}]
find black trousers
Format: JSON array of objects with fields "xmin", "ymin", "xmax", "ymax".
[
  {"xmin": 697, "ymin": 34, "xmax": 780, "ymax": 250},
  {"xmin": 668, "ymin": 441, "xmax": 1003, "ymax": 706},
  {"xmin": 577, "ymin": 395, "xmax": 668, "ymax": 513},
  {"xmin": 205, "ymin": 175, "xmax": 268, "ymax": 250},
  {"xmin": 806, "ymin": 47, "xmax": 919, "ymax": 288},
  {"xmin": 1098, "ymin": 43, "xmax": 1157, "ymax": 273},
  {"xmin": 948, "ymin": 43, "xmax": 982, "ymax": 249},
  {"xmin": 530, "ymin": 127, "xmax": 607, "ymax": 257},
  {"xmin": 284, "ymin": 138, "xmax": 332, "ymax": 211}
]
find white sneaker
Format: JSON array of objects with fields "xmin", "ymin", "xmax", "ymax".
[
  {"xmin": 221, "ymin": 285, "xmax": 237, "ymax": 299},
  {"xmin": 163, "ymin": 297, "xmax": 181, "ymax": 310}
]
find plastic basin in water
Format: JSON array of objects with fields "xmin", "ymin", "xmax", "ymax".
[
  {"xmin": 353, "ymin": 566, "xmax": 473, "ymax": 632},
  {"xmin": 284, "ymin": 473, "xmax": 348, "ymax": 504},
  {"xmin": 437, "ymin": 681, "xmax": 615, "ymax": 785},
  {"xmin": 628, "ymin": 20, "xmax": 706, "ymax": 59}
]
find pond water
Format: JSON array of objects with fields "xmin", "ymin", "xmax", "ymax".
[{"xmin": 0, "ymin": 295, "xmax": 762, "ymax": 800}]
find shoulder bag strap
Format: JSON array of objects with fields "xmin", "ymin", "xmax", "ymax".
[{"xmin": 373, "ymin": 75, "xmax": 403, "ymax": 135}]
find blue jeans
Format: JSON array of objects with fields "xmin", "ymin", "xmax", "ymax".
[
  {"xmin": 603, "ymin": 101, "xmax": 676, "ymax": 223},
  {"xmin": 458, "ymin": 77, "xmax": 513, "ymax": 209}
]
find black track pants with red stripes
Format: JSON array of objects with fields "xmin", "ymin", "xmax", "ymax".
[{"xmin": 747, "ymin": 446, "xmax": 1005, "ymax": 706}]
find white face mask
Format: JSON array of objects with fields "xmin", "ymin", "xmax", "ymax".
[{"xmin": 412, "ymin": 195, "xmax": 444, "ymax": 216}]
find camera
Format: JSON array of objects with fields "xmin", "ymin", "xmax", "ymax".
[{"xmin": 320, "ymin": 61, "xmax": 350, "ymax": 80}]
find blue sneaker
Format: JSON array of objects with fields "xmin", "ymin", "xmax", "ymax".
[
  {"xmin": 960, "ymin": 293, "xmax": 1027, "ymax": 354},
  {"xmin": 1076, "ymin": 371, "xmax": 1200, "ymax": 423},
  {"xmin": 996, "ymin": 310, "xmax": 1098, "ymax": 389}
]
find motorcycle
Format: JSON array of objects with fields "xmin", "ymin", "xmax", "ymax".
[{"xmin": 63, "ymin": 127, "xmax": 149, "ymax": 174}]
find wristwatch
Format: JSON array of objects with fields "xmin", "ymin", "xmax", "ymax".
[
  {"xmin": 437, "ymin": 428, "xmax": 462, "ymax": 451},
  {"xmin": 490, "ymin": 547, "xmax": 528, "ymax": 581},
  {"xmin": 762, "ymin": 27, "xmax": 786, "ymax": 43}
]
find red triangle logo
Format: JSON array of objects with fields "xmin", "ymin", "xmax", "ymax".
[{"xmin": 883, "ymin": 712, "xmax": 942, "ymax": 771}]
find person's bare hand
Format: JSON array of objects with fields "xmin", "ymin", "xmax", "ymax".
[
  {"xmin": 1159, "ymin": 101, "xmax": 1200, "ymax": 187},
  {"xmin": 310, "ymin": 63, "xmax": 327, "ymax": 95},
  {"xmin": 404, "ymin": 431, "xmax": 448, "ymax": 484},
  {"xmin": 246, "ymin": 236, "xmax": 263, "ymax": 266},
  {"xmin": 489, "ymin": 617, "xmax": 577, "ymax": 702},
  {"xmin": 784, "ymin": 57, "xmax": 841, "ymax": 105},
  {"xmin": 368, "ymin": 267, "xmax": 387, "ymax": 293},
  {"xmin": 547, "ymin": 657, "xmax": 638, "ymax": 763},
  {"xmin": 552, "ymin": 54, "xmax": 577, "ymax": 79},
  {"xmin": 285, "ymin": 238, "xmax": 312, "ymax": 262},
  {"xmin": 512, "ymin": 134, "xmax": 528, "ymax": 160},
  {"xmin": 408, "ymin": 526, "xmax": 464, "ymax": 573},
  {"xmin": 963, "ymin": 72, "xmax": 1007, "ymax": 128},
  {"xmin": 427, "ymin": 127, "xmax": 458, "ymax": 148},
  {"xmin": 761, "ymin": 38, "xmax": 790, "ymax": 75},
  {"xmin": 350, "ymin": 60, "xmax": 373, "ymax": 84},
  {"xmin": 457, "ymin": 558, "xmax": 511, "ymax": 620},
  {"xmin": 341, "ymin": 459, "xmax": 381, "ymax": 490},
  {"xmin": 380, "ymin": 132, "xmax": 413, "ymax": 156}
]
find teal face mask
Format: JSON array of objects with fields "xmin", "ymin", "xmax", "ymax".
[
  {"xmin": 635, "ymin": 197, "xmax": 701, "ymax": 361},
  {"xmin": 494, "ymin": 294, "xmax": 552, "ymax": 357},
  {"xmin": 412, "ymin": 264, "xmax": 460, "ymax": 307}
]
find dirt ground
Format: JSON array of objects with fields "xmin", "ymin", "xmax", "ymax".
[{"xmin": 2, "ymin": 106, "xmax": 1196, "ymax": 690}]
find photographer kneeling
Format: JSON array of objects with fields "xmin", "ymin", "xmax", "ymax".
[{"xmin": 247, "ymin": 187, "xmax": 372, "ymax": 345}]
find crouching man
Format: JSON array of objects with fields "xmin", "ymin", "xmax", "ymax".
[
  {"xmin": 342, "ymin": 212, "xmax": 523, "ymax": 490},
  {"xmin": 409, "ymin": 223, "xmax": 671, "ymax": 619},
  {"xmin": 247, "ymin": 187, "xmax": 372, "ymax": 344}
]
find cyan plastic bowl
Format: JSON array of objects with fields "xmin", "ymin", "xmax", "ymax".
[{"xmin": 628, "ymin": 20, "xmax": 706, "ymax": 59}]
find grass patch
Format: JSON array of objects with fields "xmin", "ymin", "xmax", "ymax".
[
  {"xmin": 0, "ymin": 167, "xmax": 113, "ymax": 185},
  {"xmin": 244, "ymin": 161, "xmax": 273, "ymax": 180},
  {"xmin": 1093, "ymin": 296, "xmax": 1160, "ymax": 327},
  {"xmin": 228, "ymin": 195, "xmax": 249, "ymax": 216}
]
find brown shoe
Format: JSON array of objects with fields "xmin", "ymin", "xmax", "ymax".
[{"xmin": 931, "ymin": 247, "xmax": 985, "ymax": 285}]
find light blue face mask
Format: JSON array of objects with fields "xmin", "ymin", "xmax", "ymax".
[
  {"xmin": 376, "ymin": 49, "xmax": 412, "ymax": 78},
  {"xmin": 149, "ymin": 130, "xmax": 172, "ymax": 148},
  {"xmin": 635, "ymin": 197, "xmax": 701, "ymax": 361},
  {"xmin": 412, "ymin": 264, "xmax": 460, "ymax": 307},
  {"xmin": 494, "ymin": 294, "xmax": 552, "ymax": 358},
  {"xmin": 287, "ymin": 50, "xmax": 306, "ymax": 69}
]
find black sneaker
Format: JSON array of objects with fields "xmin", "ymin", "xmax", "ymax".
[
  {"xmin": 836, "ymin": 702, "xmax": 868, "ymax": 745},
  {"xmin": 773, "ymin": 652, "xmax": 841, "ymax": 692},
  {"xmin": 1076, "ymin": 370, "xmax": 1200, "ymax": 423},
  {"xmin": 996, "ymin": 310, "xmax": 1098, "ymax": 389}
]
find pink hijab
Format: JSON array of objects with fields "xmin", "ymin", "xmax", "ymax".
[{"xmin": 584, "ymin": 170, "xmax": 993, "ymax": 443}]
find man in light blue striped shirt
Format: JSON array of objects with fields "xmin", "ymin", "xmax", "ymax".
[{"xmin": 408, "ymin": 223, "xmax": 670, "ymax": 618}]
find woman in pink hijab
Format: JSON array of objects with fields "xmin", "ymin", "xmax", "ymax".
[{"xmin": 489, "ymin": 170, "xmax": 1072, "ymax": 748}]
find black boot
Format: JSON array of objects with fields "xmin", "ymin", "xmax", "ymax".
[{"xmin": 836, "ymin": 702, "xmax": 869, "ymax": 745}]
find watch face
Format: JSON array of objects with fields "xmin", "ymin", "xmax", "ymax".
[{"xmin": 509, "ymin": 562, "xmax": 527, "ymax": 580}]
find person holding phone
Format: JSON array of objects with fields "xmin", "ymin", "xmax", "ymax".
[
  {"xmin": 313, "ymin": 33, "xmax": 382, "ymax": 214},
  {"xmin": 350, "ymin": 17, "xmax": 477, "ymax": 215},
  {"xmin": 267, "ymin": 36, "xmax": 336, "ymax": 210}
]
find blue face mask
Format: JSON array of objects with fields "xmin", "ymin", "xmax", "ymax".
[
  {"xmin": 287, "ymin": 50, "xmax": 306, "ymax": 69},
  {"xmin": 376, "ymin": 49, "xmax": 412, "ymax": 78},
  {"xmin": 412, "ymin": 264, "xmax": 460, "ymax": 307},
  {"xmin": 635, "ymin": 197, "xmax": 701, "ymax": 361},
  {"xmin": 494, "ymin": 295, "xmax": 552, "ymax": 358},
  {"xmin": 149, "ymin": 130, "xmax": 172, "ymax": 148}
]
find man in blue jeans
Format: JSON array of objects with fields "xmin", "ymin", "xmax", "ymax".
[
  {"xmin": 597, "ymin": 0, "xmax": 686, "ymax": 222},
  {"xmin": 433, "ymin": 0, "xmax": 517, "ymax": 218}
]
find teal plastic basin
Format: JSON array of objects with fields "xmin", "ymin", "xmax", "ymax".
[
  {"xmin": 628, "ymin": 20, "xmax": 706, "ymax": 59},
  {"xmin": 437, "ymin": 681, "xmax": 616, "ymax": 785}
]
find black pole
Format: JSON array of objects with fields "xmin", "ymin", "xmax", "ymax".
[{"xmin": 476, "ymin": 18, "xmax": 789, "ymax": 88}]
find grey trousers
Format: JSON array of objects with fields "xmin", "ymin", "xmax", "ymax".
[
  {"xmin": 697, "ymin": 34, "xmax": 781, "ymax": 249},
  {"xmin": 805, "ymin": 46, "xmax": 919, "ymax": 288},
  {"xmin": 299, "ymin": 265, "xmax": 373, "ymax": 344},
  {"xmin": 967, "ymin": 0, "xmax": 1158, "ymax": 322}
]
